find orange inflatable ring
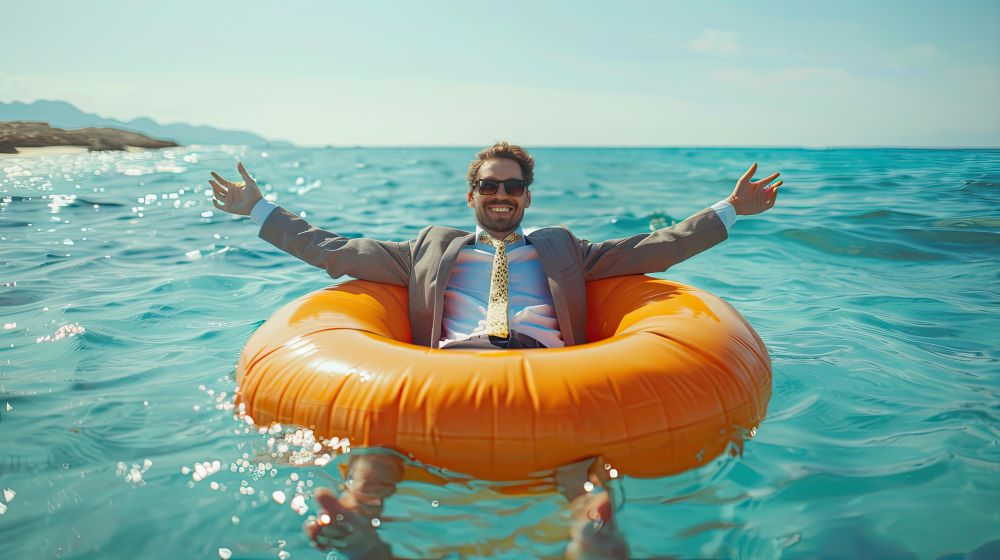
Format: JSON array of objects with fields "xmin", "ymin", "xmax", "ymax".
[{"xmin": 236, "ymin": 275, "xmax": 771, "ymax": 481}]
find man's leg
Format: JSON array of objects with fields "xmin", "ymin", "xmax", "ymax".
[
  {"xmin": 556, "ymin": 457, "xmax": 630, "ymax": 560},
  {"xmin": 305, "ymin": 452, "xmax": 405, "ymax": 559}
]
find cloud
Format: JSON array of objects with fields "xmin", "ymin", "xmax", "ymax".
[
  {"xmin": 878, "ymin": 44, "xmax": 947, "ymax": 70},
  {"xmin": 684, "ymin": 30, "xmax": 743, "ymax": 59}
]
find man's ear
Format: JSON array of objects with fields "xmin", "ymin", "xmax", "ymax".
[
  {"xmin": 467, "ymin": 189, "xmax": 474, "ymax": 208},
  {"xmin": 525, "ymin": 190, "xmax": 532, "ymax": 209}
]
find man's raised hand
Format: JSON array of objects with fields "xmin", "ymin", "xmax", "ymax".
[
  {"xmin": 209, "ymin": 161, "xmax": 263, "ymax": 216},
  {"xmin": 727, "ymin": 162, "xmax": 782, "ymax": 216}
]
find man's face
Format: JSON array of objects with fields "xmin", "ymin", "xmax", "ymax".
[{"xmin": 467, "ymin": 158, "xmax": 531, "ymax": 237}]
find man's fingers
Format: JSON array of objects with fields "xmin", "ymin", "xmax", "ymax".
[
  {"xmin": 209, "ymin": 179, "xmax": 230, "ymax": 210},
  {"xmin": 210, "ymin": 171, "xmax": 237, "ymax": 188},
  {"xmin": 237, "ymin": 161, "xmax": 254, "ymax": 185},
  {"xmin": 209, "ymin": 180, "xmax": 227, "ymax": 197},
  {"xmin": 753, "ymin": 171, "xmax": 780, "ymax": 186},
  {"xmin": 303, "ymin": 520, "xmax": 336, "ymax": 550},
  {"xmin": 739, "ymin": 162, "xmax": 758, "ymax": 183}
]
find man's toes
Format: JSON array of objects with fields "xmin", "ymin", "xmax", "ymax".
[
  {"xmin": 304, "ymin": 519, "xmax": 319, "ymax": 538},
  {"xmin": 571, "ymin": 491, "xmax": 614, "ymax": 525},
  {"xmin": 304, "ymin": 519, "xmax": 333, "ymax": 550},
  {"xmin": 315, "ymin": 487, "xmax": 339, "ymax": 509}
]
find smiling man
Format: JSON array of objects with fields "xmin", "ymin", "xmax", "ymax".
[{"xmin": 209, "ymin": 141, "xmax": 781, "ymax": 558}]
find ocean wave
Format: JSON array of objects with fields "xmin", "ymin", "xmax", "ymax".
[{"xmin": 779, "ymin": 227, "xmax": 947, "ymax": 261}]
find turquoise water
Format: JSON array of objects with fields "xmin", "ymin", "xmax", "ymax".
[{"xmin": 0, "ymin": 146, "xmax": 997, "ymax": 559}]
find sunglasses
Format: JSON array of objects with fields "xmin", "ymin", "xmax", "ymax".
[{"xmin": 473, "ymin": 179, "xmax": 528, "ymax": 197}]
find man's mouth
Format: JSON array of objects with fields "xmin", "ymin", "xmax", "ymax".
[{"xmin": 487, "ymin": 205, "xmax": 514, "ymax": 215}]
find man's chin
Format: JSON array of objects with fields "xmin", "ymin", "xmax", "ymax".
[{"xmin": 479, "ymin": 217, "xmax": 522, "ymax": 234}]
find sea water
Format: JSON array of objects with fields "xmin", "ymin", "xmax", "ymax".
[{"xmin": 0, "ymin": 146, "xmax": 997, "ymax": 559}]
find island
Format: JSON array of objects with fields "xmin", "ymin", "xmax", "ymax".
[{"xmin": 0, "ymin": 121, "xmax": 179, "ymax": 154}]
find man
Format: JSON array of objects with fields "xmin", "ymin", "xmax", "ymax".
[{"xmin": 210, "ymin": 142, "xmax": 781, "ymax": 559}]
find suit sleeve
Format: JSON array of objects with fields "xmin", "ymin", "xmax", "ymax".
[
  {"xmin": 258, "ymin": 205, "xmax": 412, "ymax": 286},
  {"xmin": 580, "ymin": 207, "xmax": 728, "ymax": 281}
]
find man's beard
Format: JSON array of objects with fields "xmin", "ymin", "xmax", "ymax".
[{"xmin": 475, "ymin": 203, "xmax": 521, "ymax": 234}]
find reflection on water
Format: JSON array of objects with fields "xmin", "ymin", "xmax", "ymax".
[{"xmin": 1, "ymin": 146, "xmax": 998, "ymax": 558}]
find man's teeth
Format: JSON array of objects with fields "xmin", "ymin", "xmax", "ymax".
[{"xmin": 489, "ymin": 207, "xmax": 512, "ymax": 213}]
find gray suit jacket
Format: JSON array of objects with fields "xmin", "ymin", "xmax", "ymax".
[{"xmin": 259, "ymin": 206, "xmax": 728, "ymax": 348}]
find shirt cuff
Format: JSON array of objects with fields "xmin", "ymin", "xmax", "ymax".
[
  {"xmin": 710, "ymin": 199, "xmax": 738, "ymax": 232},
  {"xmin": 250, "ymin": 198, "xmax": 278, "ymax": 226}
]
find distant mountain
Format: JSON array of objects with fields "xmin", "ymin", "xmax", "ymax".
[{"xmin": 0, "ymin": 99, "xmax": 294, "ymax": 147}]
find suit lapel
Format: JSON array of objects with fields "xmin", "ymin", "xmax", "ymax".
[
  {"xmin": 526, "ymin": 230, "xmax": 575, "ymax": 346},
  {"xmin": 438, "ymin": 233, "xmax": 474, "ymax": 285},
  {"xmin": 430, "ymin": 233, "xmax": 475, "ymax": 345},
  {"xmin": 527, "ymin": 230, "xmax": 558, "ymax": 282}
]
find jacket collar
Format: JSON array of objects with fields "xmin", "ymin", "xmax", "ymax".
[{"xmin": 473, "ymin": 225, "xmax": 527, "ymax": 249}]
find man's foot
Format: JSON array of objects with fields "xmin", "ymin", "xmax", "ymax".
[
  {"xmin": 565, "ymin": 490, "xmax": 629, "ymax": 560},
  {"xmin": 304, "ymin": 453, "xmax": 404, "ymax": 559},
  {"xmin": 555, "ymin": 457, "xmax": 629, "ymax": 560},
  {"xmin": 304, "ymin": 487, "xmax": 392, "ymax": 560}
]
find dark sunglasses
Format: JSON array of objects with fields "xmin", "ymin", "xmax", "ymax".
[{"xmin": 473, "ymin": 179, "xmax": 528, "ymax": 196}]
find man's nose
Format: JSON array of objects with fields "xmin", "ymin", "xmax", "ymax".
[{"xmin": 497, "ymin": 185, "xmax": 519, "ymax": 197}]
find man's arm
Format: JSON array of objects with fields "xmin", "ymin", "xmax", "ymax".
[
  {"xmin": 257, "ymin": 203, "xmax": 412, "ymax": 286},
  {"xmin": 209, "ymin": 163, "xmax": 412, "ymax": 286},
  {"xmin": 580, "ymin": 162, "xmax": 780, "ymax": 280},
  {"xmin": 580, "ymin": 205, "xmax": 729, "ymax": 280}
]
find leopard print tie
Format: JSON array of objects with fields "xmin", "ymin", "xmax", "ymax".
[{"xmin": 481, "ymin": 232, "xmax": 520, "ymax": 338}]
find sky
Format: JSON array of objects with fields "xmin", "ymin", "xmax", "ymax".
[{"xmin": 2, "ymin": 0, "xmax": 998, "ymax": 147}]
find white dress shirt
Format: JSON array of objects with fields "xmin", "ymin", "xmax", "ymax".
[
  {"xmin": 439, "ymin": 226, "xmax": 564, "ymax": 348},
  {"xmin": 251, "ymin": 199, "xmax": 738, "ymax": 348}
]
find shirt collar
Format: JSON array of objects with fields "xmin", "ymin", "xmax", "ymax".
[{"xmin": 474, "ymin": 225, "xmax": 527, "ymax": 249}]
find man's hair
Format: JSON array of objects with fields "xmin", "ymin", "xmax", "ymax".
[{"xmin": 466, "ymin": 141, "xmax": 535, "ymax": 189}]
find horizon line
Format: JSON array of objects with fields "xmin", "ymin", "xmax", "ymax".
[
  {"xmin": 3, "ymin": 100, "xmax": 999, "ymax": 151},
  {"xmin": 278, "ymin": 144, "xmax": 1000, "ymax": 150}
]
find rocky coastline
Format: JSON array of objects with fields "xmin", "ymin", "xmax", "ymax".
[{"xmin": 0, "ymin": 121, "xmax": 178, "ymax": 154}]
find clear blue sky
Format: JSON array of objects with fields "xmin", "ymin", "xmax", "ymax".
[{"xmin": 2, "ymin": 0, "xmax": 998, "ymax": 147}]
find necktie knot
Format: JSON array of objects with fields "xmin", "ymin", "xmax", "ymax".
[{"xmin": 479, "ymin": 232, "xmax": 519, "ymax": 248}]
